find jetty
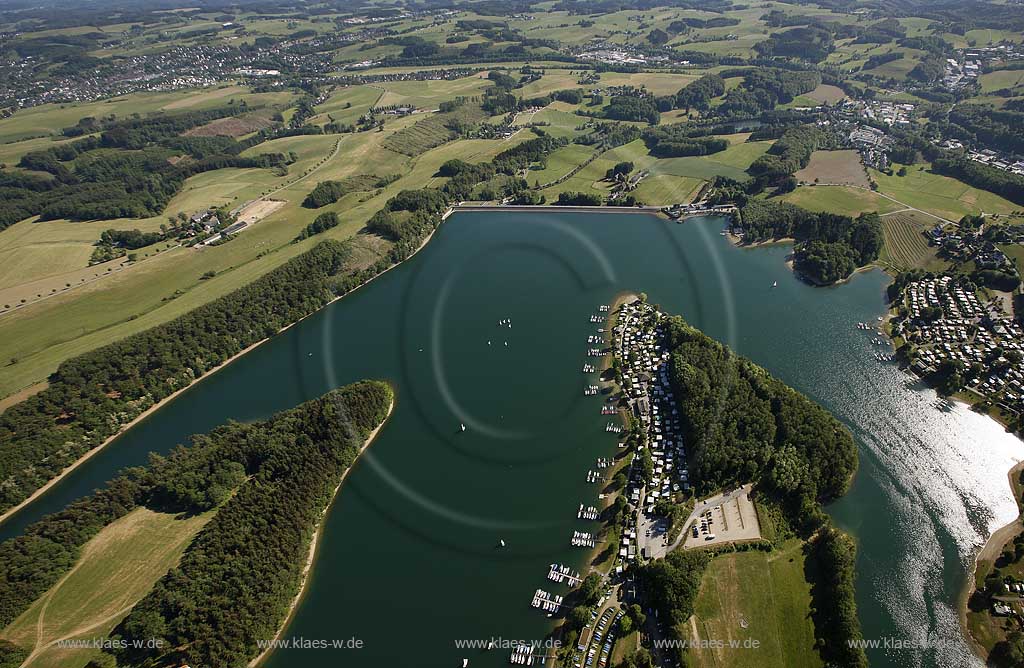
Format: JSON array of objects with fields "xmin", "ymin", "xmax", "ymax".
[
  {"xmin": 571, "ymin": 531, "xmax": 596, "ymax": 548},
  {"xmin": 547, "ymin": 563, "xmax": 582, "ymax": 586},
  {"xmin": 531, "ymin": 589, "xmax": 563, "ymax": 613}
]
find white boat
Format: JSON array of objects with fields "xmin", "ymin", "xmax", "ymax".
[
  {"xmin": 460, "ymin": 423, "xmax": 466, "ymax": 432},
  {"xmin": 498, "ymin": 538, "xmax": 506, "ymax": 548},
  {"xmin": 462, "ymin": 660, "xmax": 469, "ymax": 667},
  {"xmin": 772, "ymin": 280, "xmax": 778, "ymax": 288}
]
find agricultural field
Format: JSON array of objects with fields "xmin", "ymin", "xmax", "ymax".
[
  {"xmin": 781, "ymin": 185, "xmax": 903, "ymax": 217},
  {"xmin": 878, "ymin": 211, "xmax": 946, "ymax": 273},
  {"xmin": 872, "ymin": 164, "xmax": 1020, "ymax": 222},
  {"xmin": 632, "ymin": 174, "xmax": 704, "ymax": 205},
  {"xmin": 0, "ymin": 507, "xmax": 213, "ymax": 668},
  {"xmin": 686, "ymin": 540, "xmax": 821, "ymax": 668},
  {"xmin": 0, "ymin": 120, "xmax": 533, "ymax": 398},
  {"xmin": 382, "ymin": 105, "xmax": 491, "ymax": 157},
  {"xmin": 795, "ymin": 150, "xmax": 870, "ymax": 188},
  {"xmin": 979, "ymin": 69, "xmax": 1024, "ymax": 94},
  {"xmin": 372, "ymin": 76, "xmax": 494, "ymax": 109}
]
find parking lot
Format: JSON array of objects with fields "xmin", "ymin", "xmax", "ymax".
[{"xmin": 681, "ymin": 485, "xmax": 761, "ymax": 549}]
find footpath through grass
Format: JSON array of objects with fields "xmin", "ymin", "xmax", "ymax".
[
  {"xmin": 686, "ymin": 539, "xmax": 822, "ymax": 668},
  {"xmin": 0, "ymin": 507, "xmax": 213, "ymax": 668}
]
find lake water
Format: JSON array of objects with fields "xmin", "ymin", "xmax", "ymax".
[{"xmin": 2, "ymin": 211, "xmax": 1020, "ymax": 668}]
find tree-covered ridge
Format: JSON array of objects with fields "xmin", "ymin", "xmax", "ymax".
[
  {"xmin": 112, "ymin": 381, "xmax": 393, "ymax": 668},
  {"xmin": 665, "ymin": 316, "xmax": 858, "ymax": 508},
  {"xmin": 0, "ymin": 240, "xmax": 353, "ymax": 514},
  {"xmin": 0, "ymin": 381, "xmax": 392, "ymax": 665},
  {"xmin": 734, "ymin": 199, "xmax": 884, "ymax": 284}
]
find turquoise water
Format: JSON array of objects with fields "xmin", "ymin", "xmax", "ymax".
[{"xmin": 2, "ymin": 211, "xmax": 1020, "ymax": 668}]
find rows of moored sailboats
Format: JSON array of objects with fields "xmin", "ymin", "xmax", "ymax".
[{"xmin": 548, "ymin": 563, "xmax": 582, "ymax": 586}]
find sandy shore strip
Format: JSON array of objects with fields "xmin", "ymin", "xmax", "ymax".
[
  {"xmin": 0, "ymin": 214, "xmax": 445, "ymax": 529},
  {"xmin": 960, "ymin": 459, "xmax": 1024, "ymax": 658},
  {"xmin": 248, "ymin": 398, "xmax": 394, "ymax": 668}
]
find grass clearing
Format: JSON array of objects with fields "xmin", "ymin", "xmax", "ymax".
[
  {"xmin": 872, "ymin": 163, "xmax": 1020, "ymax": 221},
  {"xmin": 782, "ymin": 185, "xmax": 902, "ymax": 217},
  {"xmin": 686, "ymin": 539, "xmax": 821, "ymax": 668},
  {"xmin": 633, "ymin": 174, "xmax": 704, "ymax": 205},
  {"xmin": 795, "ymin": 150, "xmax": 870, "ymax": 188},
  {"xmin": 0, "ymin": 507, "xmax": 213, "ymax": 668},
  {"xmin": 652, "ymin": 140, "xmax": 773, "ymax": 181}
]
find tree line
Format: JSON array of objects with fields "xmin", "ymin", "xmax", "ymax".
[
  {"xmin": 0, "ymin": 241, "xmax": 354, "ymax": 514},
  {"xmin": 112, "ymin": 382, "xmax": 392, "ymax": 668},
  {"xmin": 0, "ymin": 381, "xmax": 391, "ymax": 667}
]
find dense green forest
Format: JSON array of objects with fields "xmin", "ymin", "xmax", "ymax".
[
  {"xmin": 295, "ymin": 211, "xmax": 340, "ymax": 241},
  {"xmin": 735, "ymin": 199, "xmax": 883, "ymax": 283},
  {"xmin": 665, "ymin": 315, "xmax": 858, "ymax": 508},
  {"xmin": 642, "ymin": 124, "xmax": 729, "ymax": 157},
  {"xmin": 0, "ymin": 241, "xmax": 354, "ymax": 513},
  {"xmin": 0, "ymin": 381, "xmax": 392, "ymax": 666}
]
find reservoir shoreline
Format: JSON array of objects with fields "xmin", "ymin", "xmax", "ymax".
[
  {"xmin": 249, "ymin": 398, "xmax": 395, "ymax": 668},
  {"xmin": 0, "ymin": 211, "xmax": 443, "ymax": 529}
]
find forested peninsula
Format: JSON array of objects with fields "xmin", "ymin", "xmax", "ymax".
[
  {"xmin": 641, "ymin": 315, "xmax": 866, "ymax": 667},
  {"xmin": 0, "ymin": 380, "xmax": 393, "ymax": 668}
]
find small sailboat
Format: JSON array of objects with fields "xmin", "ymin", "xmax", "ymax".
[
  {"xmin": 771, "ymin": 280, "xmax": 778, "ymax": 288},
  {"xmin": 462, "ymin": 660, "xmax": 469, "ymax": 667},
  {"xmin": 498, "ymin": 538, "xmax": 506, "ymax": 548},
  {"xmin": 460, "ymin": 423, "xmax": 466, "ymax": 432}
]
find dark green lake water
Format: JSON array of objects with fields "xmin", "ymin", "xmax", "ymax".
[{"xmin": 3, "ymin": 211, "xmax": 1020, "ymax": 668}]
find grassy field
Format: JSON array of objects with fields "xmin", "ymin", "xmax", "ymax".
[
  {"xmin": 979, "ymin": 69, "xmax": 1024, "ymax": 93},
  {"xmin": 653, "ymin": 140, "xmax": 773, "ymax": 181},
  {"xmin": 528, "ymin": 143, "xmax": 597, "ymax": 186},
  {"xmin": 633, "ymin": 174, "xmax": 704, "ymax": 205},
  {"xmin": 0, "ymin": 109, "xmax": 532, "ymax": 398},
  {"xmin": 879, "ymin": 211, "xmax": 946, "ymax": 272},
  {"xmin": 686, "ymin": 539, "xmax": 821, "ymax": 668},
  {"xmin": 372, "ymin": 76, "xmax": 494, "ymax": 109},
  {"xmin": 872, "ymin": 163, "xmax": 1020, "ymax": 221},
  {"xmin": 0, "ymin": 507, "xmax": 213, "ymax": 668},
  {"xmin": 309, "ymin": 85, "xmax": 383, "ymax": 128},
  {"xmin": 795, "ymin": 150, "xmax": 870, "ymax": 187},
  {"xmin": 782, "ymin": 185, "xmax": 903, "ymax": 217}
]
